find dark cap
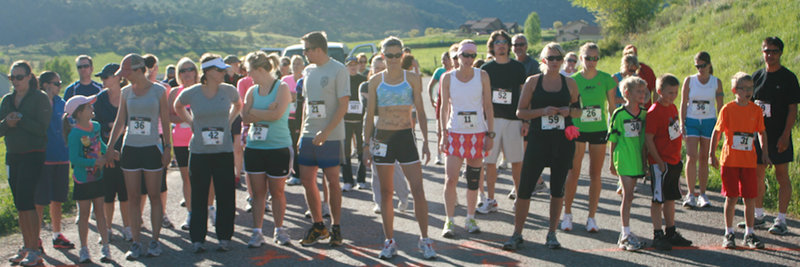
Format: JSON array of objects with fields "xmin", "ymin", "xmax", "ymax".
[
  {"xmin": 94, "ymin": 63, "xmax": 120, "ymax": 79},
  {"xmin": 223, "ymin": 55, "xmax": 241, "ymax": 64},
  {"xmin": 116, "ymin": 53, "xmax": 146, "ymax": 77},
  {"xmin": 345, "ymin": 56, "xmax": 358, "ymax": 64}
]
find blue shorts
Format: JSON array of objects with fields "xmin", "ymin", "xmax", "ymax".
[
  {"xmin": 684, "ymin": 117, "xmax": 715, "ymax": 138},
  {"xmin": 297, "ymin": 137, "xmax": 343, "ymax": 168}
]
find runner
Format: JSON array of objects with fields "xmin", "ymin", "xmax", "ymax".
[
  {"xmin": 363, "ymin": 36, "xmax": 436, "ymax": 260},
  {"xmin": 562, "ymin": 42, "xmax": 616, "ymax": 233},
  {"xmin": 644, "ymin": 74, "xmax": 693, "ymax": 250},
  {"xmin": 510, "ymin": 34, "xmax": 541, "ymax": 78},
  {"xmin": 560, "ymin": 52, "xmax": 579, "ymax": 77},
  {"xmin": 749, "ymin": 36, "xmax": 799, "ymax": 235},
  {"xmin": 357, "ymin": 53, "xmax": 369, "ymax": 76},
  {"xmin": 241, "ymin": 51, "xmax": 293, "ymax": 247},
  {"xmin": 63, "ymin": 94, "xmax": 111, "ymax": 263},
  {"xmin": 142, "ymin": 54, "xmax": 174, "ymax": 230},
  {"xmin": 622, "ymin": 45, "xmax": 657, "ymax": 105},
  {"xmin": 34, "ymin": 71, "xmax": 75, "ymax": 250},
  {"xmin": 439, "ymin": 39, "xmax": 494, "ymax": 238},
  {"xmin": 342, "ymin": 56, "xmax": 367, "ymax": 191},
  {"xmin": 503, "ymin": 42, "xmax": 579, "ymax": 250},
  {"xmin": 282, "ymin": 55, "xmax": 305, "ymax": 185},
  {"xmin": 709, "ymin": 72, "xmax": 768, "ymax": 249},
  {"xmin": 612, "ymin": 55, "xmax": 640, "ymax": 107},
  {"xmin": 679, "ymin": 51, "xmax": 723, "ymax": 208},
  {"xmin": 3, "ymin": 60, "xmax": 51, "ymax": 266},
  {"xmin": 64, "ymin": 55, "xmax": 102, "ymax": 100},
  {"xmin": 296, "ymin": 31, "xmax": 350, "ymax": 247},
  {"xmin": 427, "ymin": 51, "xmax": 452, "ymax": 165},
  {"xmin": 478, "ymin": 30, "xmax": 527, "ymax": 214},
  {"xmin": 608, "ymin": 76, "xmax": 648, "ymax": 251},
  {"xmin": 174, "ymin": 53, "xmax": 242, "ymax": 253},
  {"xmin": 168, "ymin": 57, "xmax": 200, "ymax": 230},
  {"xmin": 105, "ymin": 53, "xmax": 171, "ymax": 260}
]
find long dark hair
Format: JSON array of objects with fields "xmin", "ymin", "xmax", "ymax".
[
  {"xmin": 38, "ymin": 71, "xmax": 58, "ymax": 91},
  {"xmin": 695, "ymin": 51, "xmax": 714, "ymax": 75},
  {"xmin": 9, "ymin": 60, "xmax": 38, "ymax": 91}
]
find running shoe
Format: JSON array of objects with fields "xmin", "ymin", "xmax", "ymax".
[
  {"xmin": 616, "ymin": 182, "xmax": 623, "ymax": 195},
  {"xmin": 162, "ymin": 215, "xmax": 174, "ymax": 229},
  {"xmin": 697, "ymin": 194, "xmax": 712, "ymax": 208},
  {"xmin": 667, "ymin": 231, "xmax": 693, "ymax": 247},
  {"xmin": 502, "ymin": 232, "xmax": 523, "ymax": 251},
  {"xmin": 147, "ymin": 240, "xmax": 162, "ymax": 257},
  {"xmin": 19, "ymin": 250, "xmax": 42, "ymax": 267},
  {"xmin": 652, "ymin": 232, "xmax": 672, "ymax": 251},
  {"xmin": 265, "ymin": 201, "xmax": 271, "ymax": 213},
  {"xmin": 476, "ymin": 199, "xmax": 498, "ymax": 214},
  {"xmin": 100, "ymin": 244, "xmax": 111, "ymax": 263},
  {"xmin": 682, "ymin": 194, "xmax": 697, "ymax": 208},
  {"xmin": 180, "ymin": 199, "xmax": 186, "ymax": 207},
  {"xmin": 533, "ymin": 182, "xmax": 549, "ymax": 196},
  {"xmin": 738, "ymin": 216, "xmax": 768, "ymax": 229},
  {"xmin": 322, "ymin": 203, "xmax": 331, "ymax": 218},
  {"xmin": 274, "ymin": 227, "xmax": 290, "ymax": 245},
  {"xmin": 217, "ymin": 240, "xmax": 231, "ymax": 252},
  {"xmin": 209, "ymin": 206, "xmax": 217, "ymax": 226},
  {"xmin": 79, "ymin": 247, "xmax": 91, "ymax": 263},
  {"xmin": 465, "ymin": 218, "xmax": 481, "ymax": 234},
  {"xmin": 618, "ymin": 233, "xmax": 644, "ymax": 251},
  {"xmin": 585, "ymin": 217, "xmax": 599, "ymax": 233},
  {"xmin": 418, "ymin": 237, "xmax": 437, "ymax": 259},
  {"xmin": 125, "ymin": 242, "xmax": 143, "ymax": 260},
  {"xmin": 342, "ymin": 183, "xmax": 354, "ymax": 192},
  {"xmin": 442, "ymin": 221, "xmax": 455, "ymax": 238},
  {"xmin": 545, "ymin": 231, "xmax": 561, "ymax": 249},
  {"xmin": 435, "ymin": 159, "xmax": 444, "ymax": 165},
  {"xmin": 123, "ymin": 227, "xmax": 133, "ymax": 242},
  {"xmin": 329, "ymin": 225, "xmax": 343, "ymax": 246},
  {"xmin": 357, "ymin": 182, "xmax": 369, "ymax": 190},
  {"xmin": 378, "ymin": 239, "xmax": 397, "ymax": 259},
  {"xmin": 744, "ymin": 233, "xmax": 765, "ymax": 249},
  {"xmin": 286, "ymin": 177, "xmax": 302, "ymax": 185},
  {"xmin": 305, "ymin": 209, "xmax": 312, "ymax": 218},
  {"xmin": 397, "ymin": 199, "xmax": 410, "ymax": 212},
  {"xmin": 560, "ymin": 214, "xmax": 573, "ymax": 231},
  {"xmin": 192, "ymin": 242, "xmax": 205, "ymax": 253},
  {"xmin": 722, "ymin": 233, "xmax": 735, "ymax": 249},
  {"xmin": 373, "ymin": 204, "xmax": 381, "ymax": 214},
  {"xmin": 248, "ymin": 231, "xmax": 265, "ymax": 248},
  {"xmin": 299, "ymin": 226, "xmax": 330, "ymax": 246},
  {"xmin": 245, "ymin": 198, "xmax": 253, "ymax": 213},
  {"xmin": 181, "ymin": 214, "xmax": 191, "ymax": 230},
  {"xmin": 508, "ymin": 189, "xmax": 516, "ymax": 200},
  {"xmin": 768, "ymin": 220, "xmax": 789, "ymax": 235},
  {"xmin": 53, "ymin": 233, "xmax": 75, "ymax": 249},
  {"xmin": 8, "ymin": 248, "xmax": 26, "ymax": 264}
]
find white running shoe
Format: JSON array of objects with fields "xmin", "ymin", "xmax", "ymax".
[
  {"xmin": 147, "ymin": 240, "xmax": 163, "ymax": 257},
  {"xmin": 79, "ymin": 247, "xmax": 91, "ymax": 263},
  {"xmin": 560, "ymin": 214, "xmax": 573, "ymax": 231},
  {"xmin": 418, "ymin": 237, "xmax": 437, "ymax": 259},
  {"xmin": 286, "ymin": 177, "xmax": 302, "ymax": 185},
  {"xmin": 378, "ymin": 239, "xmax": 398, "ymax": 259},
  {"xmin": 342, "ymin": 183, "xmax": 354, "ymax": 192},
  {"xmin": 618, "ymin": 233, "xmax": 644, "ymax": 251},
  {"xmin": 122, "ymin": 227, "xmax": 133, "ymax": 242},
  {"xmin": 465, "ymin": 218, "xmax": 481, "ymax": 234},
  {"xmin": 397, "ymin": 200, "xmax": 410, "ymax": 212},
  {"xmin": 698, "ymin": 194, "xmax": 712, "ymax": 208},
  {"xmin": 683, "ymin": 194, "xmax": 697, "ymax": 208},
  {"xmin": 274, "ymin": 227, "xmax": 290, "ymax": 245},
  {"xmin": 373, "ymin": 204, "xmax": 381, "ymax": 214},
  {"xmin": 585, "ymin": 217, "xmax": 599, "ymax": 233},
  {"xmin": 476, "ymin": 199, "xmax": 498, "ymax": 214},
  {"xmin": 248, "ymin": 231, "xmax": 265, "ymax": 248},
  {"xmin": 100, "ymin": 244, "xmax": 111, "ymax": 263},
  {"xmin": 209, "ymin": 206, "xmax": 217, "ymax": 226}
]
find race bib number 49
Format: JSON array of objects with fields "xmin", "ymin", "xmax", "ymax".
[
  {"xmin": 202, "ymin": 127, "xmax": 225, "ymax": 145},
  {"xmin": 492, "ymin": 89, "xmax": 512, "ymax": 104},
  {"xmin": 308, "ymin": 101, "xmax": 326, "ymax": 118},
  {"xmin": 541, "ymin": 115, "xmax": 565, "ymax": 130},
  {"xmin": 129, "ymin": 117, "xmax": 151, "ymax": 136},
  {"xmin": 732, "ymin": 132, "xmax": 754, "ymax": 151}
]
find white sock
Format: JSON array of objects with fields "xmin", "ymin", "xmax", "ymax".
[
  {"xmin": 53, "ymin": 232, "xmax": 61, "ymax": 240},
  {"xmin": 447, "ymin": 217, "xmax": 455, "ymax": 223},
  {"xmin": 466, "ymin": 214, "xmax": 475, "ymax": 220},
  {"xmin": 777, "ymin": 213, "xmax": 786, "ymax": 223},
  {"xmin": 563, "ymin": 213, "xmax": 572, "ymax": 219},
  {"xmin": 726, "ymin": 227, "xmax": 735, "ymax": 235},
  {"xmin": 755, "ymin": 208, "xmax": 764, "ymax": 219},
  {"xmin": 745, "ymin": 227, "xmax": 754, "ymax": 235},
  {"xmin": 622, "ymin": 226, "xmax": 631, "ymax": 236},
  {"xmin": 253, "ymin": 228, "xmax": 262, "ymax": 234},
  {"xmin": 208, "ymin": 205, "xmax": 214, "ymax": 210}
]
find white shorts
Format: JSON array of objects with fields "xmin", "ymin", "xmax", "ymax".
[{"xmin": 485, "ymin": 118, "xmax": 524, "ymax": 164}]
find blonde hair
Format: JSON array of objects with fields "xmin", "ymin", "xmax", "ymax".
[
  {"xmin": 731, "ymin": 72, "xmax": 753, "ymax": 88},
  {"xmin": 175, "ymin": 57, "xmax": 198, "ymax": 87},
  {"xmin": 579, "ymin": 42, "xmax": 599, "ymax": 59},
  {"xmin": 538, "ymin": 42, "xmax": 566, "ymax": 73},
  {"xmin": 620, "ymin": 55, "xmax": 640, "ymax": 74},
  {"xmin": 244, "ymin": 51, "xmax": 279, "ymax": 77},
  {"xmin": 619, "ymin": 76, "xmax": 647, "ymax": 100},
  {"xmin": 562, "ymin": 52, "xmax": 578, "ymax": 71}
]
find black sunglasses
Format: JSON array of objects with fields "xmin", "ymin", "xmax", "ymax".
[
  {"xmin": 179, "ymin": 67, "xmax": 196, "ymax": 74},
  {"xmin": 584, "ymin": 56, "xmax": 600, "ymax": 62},
  {"xmin": 762, "ymin": 48, "xmax": 781, "ymax": 54},
  {"xmin": 493, "ymin": 39, "xmax": 509, "ymax": 45},
  {"xmin": 50, "ymin": 81, "xmax": 62, "ymax": 87},
  {"xmin": 512, "ymin": 43, "xmax": 526, "ymax": 47},
  {"xmin": 77, "ymin": 64, "xmax": 91, "ymax": 69},
  {"xmin": 303, "ymin": 46, "xmax": 316, "ymax": 52},
  {"xmin": 460, "ymin": 53, "xmax": 477, "ymax": 59},
  {"xmin": 384, "ymin": 52, "xmax": 403, "ymax": 59},
  {"xmin": 695, "ymin": 63, "xmax": 708, "ymax": 69},
  {"xmin": 546, "ymin": 55, "xmax": 564, "ymax": 61},
  {"xmin": 7, "ymin": 74, "xmax": 26, "ymax": 81}
]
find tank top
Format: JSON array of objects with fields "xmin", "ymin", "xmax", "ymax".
[
  {"xmin": 687, "ymin": 74, "xmax": 718, "ymax": 119},
  {"xmin": 171, "ymin": 85, "xmax": 192, "ymax": 147},
  {"xmin": 122, "ymin": 82, "xmax": 166, "ymax": 147},
  {"xmin": 246, "ymin": 81, "xmax": 292, "ymax": 149},
  {"xmin": 377, "ymin": 71, "xmax": 414, "ymax": 107},
  {"xmin": 447, "ymin": 68, "xmax": 487, "ymax": 134},
  {"xmin": 530, "ymin": 74, "xmax": 571, "ymax": 135}
]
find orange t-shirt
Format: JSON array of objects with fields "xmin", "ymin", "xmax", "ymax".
[{"xmin": 714, "ymin": 101, "xmax": 765, "ymax": 168}]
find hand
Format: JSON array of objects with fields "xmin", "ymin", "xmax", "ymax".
[
  {"xmin": 362, "ymin": 145, "xmax": 372, "ymax": 167},
  {"xmin": 161, "ymin": 149, "xmax": 172, "ymax": 168},
  {"xmin": 94, "ymin": 155, "xmax": 107, "ymax": 167},
  {"xmin": 421, "ymin": 143, "xmax": 431, "ymax": 165},
  {"xmin": 762, "ymin": 153, "xmax": 772, "ymax": 166},
  {"xmin": 543, "ymin": 106, "xmax": 559, "ymax": 116},
  {"xmin": 4, "ymin": 112, "xmax": 20, "ymax": 127},
  {"xmin": 109, "ymin": 149, "xmax": 120, "ymax": 161},
  {"xmin": 609, "ymin": 164, "xmax": 617, "ymax": 176},
  {"xmin": 483, "ymin": 135, "xmax": 494, "ymax": 152},
  {"xmin": 777, "ymin": 133, "xmax": 790, "ymax": 153},
  {"xmin": 657, "ymin": 161, "xmax": 667, "ymax": 173},
  {"xmin": 312, "ymin": 131, "xmax": 329, "ymax": 146},
  {"xmin": 709, "ymin": 155, "xmax": 720, "ymax": 169},
  {"xmin": 521, "ymin": 123, "xmax": 529, "ymax": 137},
  {"xmin": 558, "ymin": 107, "xmax": 570, "ymax": 117},
  {"xmin": 439, "ymin": 135, "xmax": 449, "ymax": 154}
]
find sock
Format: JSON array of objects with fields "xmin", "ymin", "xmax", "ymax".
[
  {"xmin": 665, "ymin": 226, "xmax": 676, "ymax": 237},
  {"xmin": 745, "ymin": 227, "xmax": 754, "ymax": 235},
  {"xmin": 726, "ymin": 227, "xmax": 735, "ymax": 235},
  {"xmin": 208, "ymin": 205, "xmax": 215, "ymax": 210},
  {"xmin": 313, "ymin": 222, "xmax": 325, "ymax": 229},
  {"xmin": 777, "ymin": 213, "xmax": 786, "ymax": 223},
  {"xmin": 53, "ymin": 232, "xmax": 61, "ymax": 241},
  {"xmin": 563, "ymin": 213, "xmax": 572, "ymax": 219},
  {"xmin": 447, "ymin": 217, "xmax": 455, "ymax": 224},
  {"xmin": 755, "ymin": 208, "xmax": 764, "ymax": 219},
  {"xmin": 467, "ymin": 214, "xmax": 475, "ymax": 220},
  {"xmin": 622, "ymin": 226, "xmax": 631, "ymax": 236},
  {"xmin": 253, "ymin": 228, "xmax": 262, "ymax": 234}
]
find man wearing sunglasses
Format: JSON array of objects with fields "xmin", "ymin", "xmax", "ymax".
[
  {"xmin": 511, "ymin": 34, "xmax": 541, "ymax": 78},
  {"xmin": 64, "ymin": 55, "xmax": 102, "ymax": 100},
  {"xmin": 477, "ymin": 30, "xmax": 527, "ymax": 214}
]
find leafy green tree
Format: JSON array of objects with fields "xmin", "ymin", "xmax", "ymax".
[
  {"xmin": 408, "ymin": 29, "xmax": 420, "ymax": 38},
  {"xmin": 553, "ymin": 20, "xmax": 563, "ymax": 30},
  {"xmin": 524, "ymin": 11, "xmax": 542, "ymax": 45},
  {"xmin": 41, "ymin": 57, "xmax": 74, "ymax": 84},
  {"xmin": 570, "ymin": 0, "xmax": 668, "ymax": 35}
]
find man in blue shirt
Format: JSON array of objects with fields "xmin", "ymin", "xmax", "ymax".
[{"xmin": 64, "ymin": 55, "xmax": 102, "ymax": 100}]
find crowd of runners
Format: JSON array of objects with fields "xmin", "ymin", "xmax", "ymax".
[{"xmin": 1, "ymin": 30, "xmax": 797, "ymax": 265}]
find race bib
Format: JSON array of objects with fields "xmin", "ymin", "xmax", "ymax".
[
  {"xmin": 201, "ymin": 127, "xmax": 225, "ymax": 145},
  {"xmin": 581, "ymin": 106, "xmax": 602, "ymax": 122},
  {"xmin": 457, "ymin": 111, "xmax": 479, "ymax": 130},
  {"xmin": 690, "ymin": 100, "xmax": 710, "ymax": 117},
  {"xmin": 492, "ymin": 89, "xmax": 512, "ymax": 104},
  {"xmin": 248, "ymin": 123, "xmax": 269, "ymax": 141},
  {"xmin": 668, "ymin": 120, "xmax": 681, "ymax": 140},
  {"xmin": 128, "ymin": 117, "xmax": 151, "ymax": 136},
  {"xmin": 541, "ymin": 115, "xmax": 565, "ymax": 130},
  {"xmin": 754, "ymin": 100, "xmax": 771, "ymax": 118},
  {"xmin": 732, "ymin": 132, "xmax": 754, "ymax": 151},
  {"xmin": 624, "ymin": 119, "xmax": 642, "ymax": 137},
  {"xmin": 179, "ymin": 122, "xmax": 190, "ymax": 128},
  {"xmin": 308, "ymin": 101, "xmax": 326, "ymax": 118},
  {"xmin": 347, "ymin": 100, "xmax": 362, "ymax": 114},
  {"xmin": 371, "ymin": 140, "xmax": 388, "ymax": 157},
  {"xmin": 289, "ymin": 103, "xmax": 297, "ymax": 114}
]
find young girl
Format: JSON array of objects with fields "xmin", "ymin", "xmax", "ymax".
[{"xmin": 64, "ymin": 95, "xmax": 110, "ymax": 263}]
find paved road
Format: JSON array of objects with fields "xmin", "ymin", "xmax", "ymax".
[{"xmin": 2, "ymin": 77, "xmax": 798, "ymax": 266}]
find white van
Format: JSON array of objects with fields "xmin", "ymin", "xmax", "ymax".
[{"xmin": 282, "ymin": 42, "xmax": 376, "ymax": 64}]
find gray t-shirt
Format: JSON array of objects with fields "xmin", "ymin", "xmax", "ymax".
[
  {"xmin": 301, "ymin": 59, "xmax": 350, "ymax": 141},
  {"xmin": 122, "ymin": 82, "xmax": 166, "ymax": 147},
  {"xmin": 177, "ymin": 83, "xmax": 239, "ymax": 154}
]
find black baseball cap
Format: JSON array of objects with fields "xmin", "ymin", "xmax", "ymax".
[{"xmin": 94, "ymin": 63, "xmax": 120, "ymax": 79}]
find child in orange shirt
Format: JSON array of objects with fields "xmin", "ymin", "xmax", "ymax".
[{"xmin": 709, "ymin": 72, "xmax": 770, "ymax": 249}]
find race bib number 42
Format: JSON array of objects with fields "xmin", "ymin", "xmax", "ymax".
[
  {"xmin": 202, "ymin": 127, "xmax": 225, "ymax": 145},
  {"xmin": 457, "ymin": 111, "xmax": 479, "ymax": 130},
  {"xmin": 308, "ymin": 101, "xmax": 326, "ymax": 118},
  {"xmin": 624, "ymin": 119, "xmax": 642, "ymax": 137},
  {"xmin": 581, "ymin": 106, "xmax": 601, "ymax": 122},
  {"xmin": 732, "ymin": 132, "xmax": 754, "ymax": 151},
  {"xmin": 129, "ymin": 117, "xmax": 151, "ymax": 136},
  {"xmin": 541, "ymin": 115, "xmax": 565, "ymax": 130},
  {"xmin": 492, "ymin": 89, "xmax": 512, "ymax": 104}
]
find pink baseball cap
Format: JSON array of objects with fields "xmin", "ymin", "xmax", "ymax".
[{"xmin": 64, "ymin": 94, "xmax": 97, "ymax": 116}]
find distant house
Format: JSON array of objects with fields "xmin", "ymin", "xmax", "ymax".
[
  {"xmin": 504, "ymin": 22, "xmax": 520, "ymax": 34},
  {"xmin": 460, "ymin": 18, "xmax": 514, "ymax": 35},
  {"xmin": 555, "ymin": 20, "xmax": 602, "ymax": 42}
]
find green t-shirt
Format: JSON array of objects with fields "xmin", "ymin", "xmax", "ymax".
[
  {"xmin": 608, "ymin": 106, "xmax": 646, "ymax": 177},
  {"xmin": 571, "ymin": 71, "xmax": 617, "ymax": 132},
  {"xmin": 432, "ymin": 67, "xmax": 446, "ymax": 81}
]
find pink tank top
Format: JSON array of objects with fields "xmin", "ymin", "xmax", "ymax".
[{"xmin": 171, "ymin": 85, "xmax": 192, "ymax": 147}]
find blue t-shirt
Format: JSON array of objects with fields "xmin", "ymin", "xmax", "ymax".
[
  {"xmin": 45, "ymin": 95, "xmax": 69, "ymax": 163},
  {"xmin": 68, "ymin": 121, "xmax": 106, "ymax": 183},
  {"xmin": 64, "ymin": 80, "xmax": 102, "ymax": 100}
]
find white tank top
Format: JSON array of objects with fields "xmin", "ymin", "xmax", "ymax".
[
  {"xmin": 687, "ymin": 74, "xmax": 718, "ymax": 119},
  {"xmin": 447, "ymin": 68, "xmax": 487, "ymax": 134}
]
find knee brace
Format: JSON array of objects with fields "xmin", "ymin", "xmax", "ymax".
[{"xmin": 465, "ymin": 166, "xmax": 482, "ymax": 190}]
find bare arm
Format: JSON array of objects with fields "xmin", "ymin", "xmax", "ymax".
[
  {"xmin": 715, "ymin": 78, "xmax": 724, "ymax": 116},
  {"xmin": 107, "ymin": 93, "xmax": 128, "ymax": 150},
  {"xmin": 173, "ymin": 95, "xmax": 193, "ymax": 127},
  {"xmin": 439, "ymin": 72, "xmax": 451, "ymax": 152},
  {"xmin": 777, "ymin": 104, "xmax": 797, "ymax": 152},
  {"xmin": 159, "ymin": 90, "xmax": 173, "ymax": 165},
  {"xmin": 168, "ymin": 88, "xmax": 183, "ymax": 123},
  {"xmin": 409, "ymin": 72, "xmax": 430, "ymax": 163},
  {"xmin": 480, "ymin": 70, "xmax": 494, "ymax": 134},
  {"xmin": 708, "ymin": 129, "xmax": 722, "ymax": 169},
  {"xmin": 679, "ymin": 77, "xmax": 691, "ymax": 128},
  {"xmin": 244, "ymin": 83, "xmax": 291, "ymax": 122},
  {"xmin": 241, "ymin": 85, "xmax": 257, "ymax": 125}
]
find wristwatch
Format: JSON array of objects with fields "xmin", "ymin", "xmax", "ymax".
[{"xmin": 486, "ymin": 131, "xmax": 496, "ymax": 138}]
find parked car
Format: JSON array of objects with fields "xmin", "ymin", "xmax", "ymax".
[
  {"xmin": 282, "ymin": 42, "xmax": 376, "ymax": 64},
  {"xmin": 260, "ymin": 47, "xmax": 284, "ymax": 56}
]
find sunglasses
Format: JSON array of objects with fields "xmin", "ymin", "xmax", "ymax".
[
  {"xmin": 512, "ymin": 43, "xmax": 526, "ymax": 47},
  {"xmin": 695, "ymin": 63, "xmax": 708, "ymax": 69},
  {"xmin": 460, "ymin": 53, "xmax": 477, "ymax": 59},
  {"xmin": 545, "ymin": 55, "xmax": 564, "ymax": 61},
  {"xmin": 493, "ymin": 39, "xmax": 509, "ymax": 45},
  {"xmin": 50, "ymin": 81, "xmax": 62, "ymax": 87},
  {"xmin": 7, "ymin": 74, "xmax": 26, "ymax": 81},
  {"xmin": 77, "ymin": 64, "xmax": 91, "ymax": 69},
  {"xmin": 762, "ymin": 48, "xmax": 781, "ymax": 54},
  {"xmin": 303, "ymin": 46, "xmax": 316, "ymax": 52},
  {"xmin": 179, "ymin": 67, "xmax": 196, "ymax": 74},
  {"xmin": 583, "ymin": 56, "xmax": 600, "ymax": 61},
  {"xmin": 384, "ymin": 52, "xmax": 403, "ymax": 59}
]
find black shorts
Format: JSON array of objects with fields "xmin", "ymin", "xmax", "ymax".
[
  {"xmin": 244, "ymin": 147, "xmax": 293, "ymax": 178},
  {"xmin": 35, "ymin": 164, "xmax": 70, "ymax": 205},
  {"xmin": 372, "ymin": 129, "xmax": 420, "ymax": 165},
  {"xmin": 755, "ymin": 132, "xmax": 794, "ymax": 165},
  {"xmin": 73, "ymin": 179, "xmax": 105, "ymax": 201},
  {"xmin": 141, "ymin": 169, "xmax": 168, "ymax": 194},
  {"xmin": 121, "ymin": 145, "xmax": 163, "ymax": 171},
  {"xmin": 649, "ymin": 161, "xmax": 683, "ymax": 203},
  {"xmin": 103, "ymin": 161, "xmax": 128, "ymax": 203},
  {"xmin": 7, "ymin": 152, "xmax": 45, "ymax": 211},
  {"xmin": 574, "ymin": 131, "xmax": 608, "ymax": 145},
  {"xmin": 231, "ymin": 115, "xmax": 243, "ymax": 140},
  {"xmin": 174, "ymin": 146, "xmax": 189, "ymax": 167}
]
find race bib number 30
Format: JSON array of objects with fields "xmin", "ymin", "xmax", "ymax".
[
  {"xmin": 541, "ymin": 115, "xmax": 565, "ymax": 130},
  {"xmin": 624, "ymin": 119, "xmax": 642, "ymax": 137},
  {"xmin": 754, "ymin": 100, "xmax": 771, "ymax": 118},
  {"xmin": 492, "ymin": 89, "xmax": 512, "ymax": 104},
  {"xmin": 249, "ymin": 123, "xmax": 269, "ymax": 141},
  {"xmin": 347, "ymin": 100, "xmax": 363, "ymax": 114},
  {"xmin": 129, "ymin": 117, "xmax": 151, "ymax": 136},
  {"xmin": 202, "ymin": 127, "xmax": 225, "ymax": 145},
  {"xmin": 581, "ymin": 106, "xmax": 601, "ymax": 122},
  {"xmin": 457, "ymin": 111, "xmax": 479, "ymax": 130},
  {"xmin": 308, "ymin": 101, "xmax": 326, "ymax": 118},
  {"xmin": 732, "ymin": 132, "xmax": 754, "ymax": 151}
]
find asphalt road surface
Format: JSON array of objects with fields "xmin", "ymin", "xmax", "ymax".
[{"xmin": 2, "ymin": 77, "xmax": 798, "ymax": 266}]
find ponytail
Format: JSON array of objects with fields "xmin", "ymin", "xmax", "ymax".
[{"xmin": 62, "ymin": 113, "xmax": 73, "ymax": 143}]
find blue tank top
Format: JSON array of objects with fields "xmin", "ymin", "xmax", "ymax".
[
  {"xmin": 246, "ymin": 81, "xmax": 292, "ymax": 150},
  {"xmin": 377, "ymin": 71, "xmax": 414, "ymax": 107}
]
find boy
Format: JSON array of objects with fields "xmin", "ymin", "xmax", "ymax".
[
  {"xmin": 608, "ymin": 76, "xmax": 648, "ymax": 251},
  {"xmin": 644, "ymin": 74, "xmax": 693, "ymax": 250},
  {"xmin": 709, "ymin": 72, "xmax": 769, "ymax": 249}
]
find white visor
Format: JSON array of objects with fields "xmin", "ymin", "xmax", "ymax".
[{"xmin": 201, "ymin": 58, "xmax": 230, "ymax": 70}]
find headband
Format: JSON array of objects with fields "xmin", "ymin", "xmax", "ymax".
[{"xmin": 457, "ymin": 43, "xmax": 477, "ymax": 55}]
